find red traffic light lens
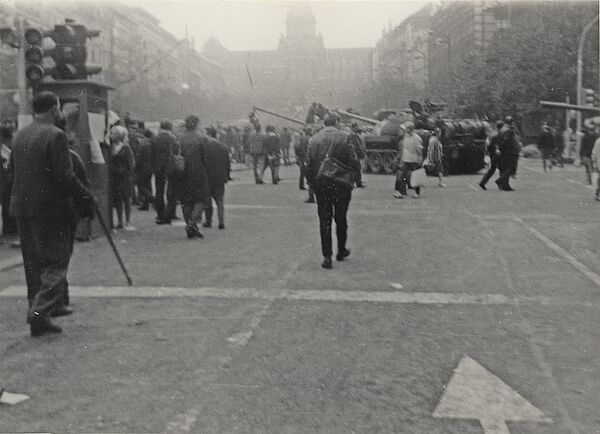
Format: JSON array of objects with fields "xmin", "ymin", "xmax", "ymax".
[
  {"xmin": 24, "ymin": 28, "xmax": 43, "ymax": 45},
  {"xmin": 25, "ymin": 46, "xmax": 43, "ymax": 63},
  {"xmin": 25, "ymin": 64, "xmax": 44, "ymax": 82}
]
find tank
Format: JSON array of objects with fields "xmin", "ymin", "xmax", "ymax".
[{"xmin": 338, "ymin": 101, "xmax": 489, "ymax": 175}]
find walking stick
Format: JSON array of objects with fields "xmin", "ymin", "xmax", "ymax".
[{"xmin": 94, "ymin": 203, "xmax": 133, "ymax": 286}]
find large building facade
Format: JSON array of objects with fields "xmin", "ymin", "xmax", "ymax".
[{"xmin": 203, "ymin": 4, "xmax": 374, "ymax": 120}]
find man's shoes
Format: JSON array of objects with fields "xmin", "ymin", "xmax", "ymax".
[
  {"xmin": 202, "ymin": 222, "xmax": 212, "ymax": 228},
  {"xmin": 503, "ymin": 186, "xmax": 515, "ymax": 191},
  {"xmin": 156, "ymin": 219, "xmax": 171, "ymax": 225},
  {"xmin": 336, "ymin": 248, "xmax": 350, "ymax": 261},
  {"xmin": 412, "ymin": 193, "xmax": 421, "ymax": 199},
  {"xmin": 321, "ymin": 256, "xmax": 333, "ymax": 269},
  {"xmin": 30, "ymin": 315, "xmax": 62, "ymax": 337},
  {"xmin": 356, "ymin": 184, "xmax": 366, "ymax": 188},
  {"xmin": 305, "ymin": 198, "xmax": 315, "ymax": 203},
  {"xmin": 186, "ymin": 225, "xmax": 204, "ymax": 239},
  {"xmin": 479, "ymin": 183, "xmax": 487, "ymax": 190},
  {"xmin": 393, "ymin": 191, "xmax": 404, "ymax": 199},
  {"xmin": 138, "ymin": 205, "xmax": 149, "ymax": 211},
  {"xmin": 49, "ymin": 305, "xmax": 73, "ymax": 318},
  {"xmin": 438, "ymin": 182, "xmax": 446, "ymax": 188},
  {"xmin": 218, "ymin": 223, "xmax": 225, "ymax": 230},
  {"xmin": 256, "ymin": 180, "xmax": 264, "ymax": 184},
  {"xmin": 299, "ymin": 186, "xmax": 306, "ymax": 190}
]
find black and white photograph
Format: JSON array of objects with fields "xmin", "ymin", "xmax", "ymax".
[{"xmin": 0, "ymin": 0, "xmax": 599, "ymax": 432}]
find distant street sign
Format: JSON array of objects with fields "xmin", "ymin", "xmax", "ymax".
[{"xmin": 434, "ymin": 355, "xmax": 552, "ymax": 434}]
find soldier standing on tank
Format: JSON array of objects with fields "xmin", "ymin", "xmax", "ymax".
[{"xmin": 479, "ymin": 121, "xmax": 503, "ymax": 190}]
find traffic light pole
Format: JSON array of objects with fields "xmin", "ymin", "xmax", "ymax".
[{"xmin": 15, "ymin": 17, "xmax": 32, "ymax": 127}]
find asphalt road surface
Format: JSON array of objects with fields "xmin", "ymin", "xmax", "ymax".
[{"xmin": 1, "ymin": 160, "xmax": 599, "ymax": 434}]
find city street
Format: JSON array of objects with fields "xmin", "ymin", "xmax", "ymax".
[{"xmin": 1, "ymin": 160, "xmax": 599, "ymax": 434}]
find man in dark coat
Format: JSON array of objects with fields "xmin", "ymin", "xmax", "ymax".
[
  {"xmin": 537, "ymin": 123, "xmax": 555, "ymax": 172},
  {"xmin": 349, "ymin": 123, "xmax": 366, "ymax": 188},
  {"xmin": 204, "ymin": 127, "xmax": 231, "ymax": 229},
  {"xmin": 580, "ymin": 125, "xmax": 597, "ymax": 184},
  {"xmin": 479, "ymin": 121, "xmax": 504, "ymax": 189},
  {"xmin": 495, "ymin": 116, "xmax": 520, "ymax": 191},
  {"xmin": 177, "ymin": 115, "xmax": 209, "ymax": 239},
  {"xmin": 262, "ymin": 125, "xmax": 281, "ymax": 184},
  {"xmin": 136, "ymin": 128, "xmax": 154, "ymax": 210},
  {"xmin": 9, "ymin": 91, "xmax": 95, "ymax": 336},
  {"xmin": 294, "ymin": 128, "xmax": 315, "ymax": 202},
  {"xmin": 151, "ymin": 119, "xmax": 178, "ymax": 224},
  {"xmin": 306, "ymin": 113, "xmax": 360, "ymax": 269}
]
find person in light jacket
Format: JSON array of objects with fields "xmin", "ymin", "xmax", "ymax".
[{"xmin": 393, "ymin": 122, "xmax": 423, "ymax": 198}]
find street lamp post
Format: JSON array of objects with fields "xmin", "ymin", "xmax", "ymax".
[{"xmin": 576, "ymin": 15, "xmax": 599, "ymax": 154}]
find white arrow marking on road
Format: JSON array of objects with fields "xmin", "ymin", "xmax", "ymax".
[{"xmin": 433, "ymin": 355, "xmax": 552, "ymax": 434}]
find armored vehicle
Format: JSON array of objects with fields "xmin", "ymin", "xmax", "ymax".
[{"xmin": 338, "ymin": 101, "xmax": 489, "ymax": 175}]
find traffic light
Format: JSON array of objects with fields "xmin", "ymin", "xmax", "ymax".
[
  {"xmin": 47, "ymin": 19, "xmax": 102, "ymax": 80},
  {"xmin": 24, "ymin": 28, "xmax": 47, "ymax": 86},
  {"xmin": 583, "ymin": 88, "xmax": 595, "ymax": 106}
]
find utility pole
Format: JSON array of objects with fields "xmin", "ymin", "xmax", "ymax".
[{"xmin": 576, "ymin": 15, "xmax": 599, "ymax": 156}]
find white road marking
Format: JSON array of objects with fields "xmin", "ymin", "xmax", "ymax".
[
  {"xmin": 513, "ymin": 216, "xmax": 600, "ymax": 289},
  {"xmin": 390, "ymin": 282, "xmax": 404, "ymax": 289},
  {"xmin": 433, "ymin": 355, "xmax": 552, "ymax": 434},
  {"xmin": 567, "ymin": 178, "xmax": 594, "ymax": 189},
  {"xmin": 165, "ymin": 407, "xmax": 199, "ymax": 433},
  {"xmin": 0, "ymin": 285, "xmax": 589, "ymax": 306}
]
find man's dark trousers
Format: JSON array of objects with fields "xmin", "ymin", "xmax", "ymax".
[
  {"xmin": 480, "ymin": 155, "xmax": 499, "ymax": 187},
  {"xmin": 18, "ymin": 217, "xmax": 72, "ymax": 320},
  {"xmin": 314, "ymin": 182, "xmax": 352, "ymax": 258},
  {"xmin": 205, "ymin": 183, "xmax": 225, "ymax": 226},
  {"xmin": 496, "ymin": 156, "xmax": 518, "ymax": 190},
  {"xmin": 154, "ymin": 170, "xmax": 167, "ymax": 220}
]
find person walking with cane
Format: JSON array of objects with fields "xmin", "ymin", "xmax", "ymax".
[{"xmin": 9, "ymin": 91, "xmax": 95, "ymax": 336}]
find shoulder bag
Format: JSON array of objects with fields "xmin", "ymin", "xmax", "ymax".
[{"xmin": 315, "ymin": 135, "xmax": 356, "ymax": 188}]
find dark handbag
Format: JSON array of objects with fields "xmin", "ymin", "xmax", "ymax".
[{"xmin": 315, "ymin": 137, "xmax": 356, "ymax": 188}]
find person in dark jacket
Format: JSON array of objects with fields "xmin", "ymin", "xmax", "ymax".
[
  {"xmin": 263, "ymin": 125, "xmax": 281, "ymax": 184},
  {"xmin": 306, "ymin": 113, "xmax": 360, "ymax": 269},
  {"xmin": 136, "ymin": 128, "xmax": 154, "ymax": 210},
  {"xmin": 109, "ymin": 126, "xmax": 136, "ymax": 230},
  {"xmin": 495, "ymin": 116, "xmax": 520, "ymax": 191},
  {"xmin": 0, "ymin": 124, "xmax": 17, "ymax": 242},
  {"xmin": 349, "ymin": 123, "xmax": 366, "ymax": 188},
  {"xmin": 538, "ymin": 123, "xmax": 555, "ymax": 172},
  {"xmin": 9, "ymin": 91, "xmax": 95, "ymax": 336},
  {"xmin": 177, "ymin": 115, "xmax": 209, "ymax": 239},
  {"xmin": 151, "ymin": 119, "xmax": 178, "ymax": 224},
  {"xmin": 294, "ymin": 128, "xmax": 315, "ymax": 202},
  {"xmin": 204, "ymin": 127, "xmax": 231, "ymax": 229},
  {"xmin": 479, "ymin": 121, "xmax": 504, "ymax": 189},
  {"xmin": 580, "ymin": 125, "xmax": 597, "ymax": 184}
]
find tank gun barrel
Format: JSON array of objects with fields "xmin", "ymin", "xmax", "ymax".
[
  {"xmin": 335, "ymin": 109, "xmax": 379, "ymax": 126},
  {"xmin": 253, "ymin": 106, "xmax": 305, "ymax": 126},
  {"xmin": 540, "ymin": 100, "xmax": 600, "ymax": 113}
]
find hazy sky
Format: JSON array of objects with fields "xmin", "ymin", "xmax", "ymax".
[{"xmin": 133, "ymin": 1, "xmax": 429, "ymax": 51}]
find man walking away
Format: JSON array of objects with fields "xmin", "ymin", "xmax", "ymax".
[
  {"xmin": 591, "ymin": 131, "xmax": 600, "ymax": 200},
  {"xmin": 427, "ymin": 127, "xmax": 446, "ymax": 187},
  {"xmin": 349, "ymin": 123, "xmax": 367, "ymax": 188},
  {"xmin": 136, "ymin": 128, "xmax": 154, "ymax": 210},
  {"xmin": 204, "ymin": 127, "xmax": 231, "ymax": 229},
  {"xmin": 177, "ymin": 115, "xmax": 209, "ymax": 239},
  {"xmin": 249, "ymin": 125, "xmax": 266, "ymax": 184},
  {"xmin": 151, "ymin": 119, "xmax": 177, "ymax": 224},
  {"xmin": 306, "ymin": 113, "xmax": 360, "ymax": 269},
  {"xmin": 10, "ymin": 91, "xmax": 95, "ymax": 336},
  {"xmin": 393, "ymin": 122, "xmax": 423, "ymax": 198},
  {"xmin": 580, "ymin": 125, "xmax": 597, "ymax": 184},
  {"xmin": 537, "ymin": 123, "xmax": 555, "ymax": 172},
  {"xmin": 480, "ymin": 121, "xmax": 504, "ymax": 189},
  {"xmin": 0, "ymin": 124, "xmax": 17, "ymax": 242},
  {"xmin": 280, "ymin": 127, "xmax": 292, "ymax": 165},
  {"xmin": 263, "ymin": 125, "xmax": 281, "ymax": 184},
  {"xmin": 495, "ymin": 116, "xmax": 520, "ymax": 191}
]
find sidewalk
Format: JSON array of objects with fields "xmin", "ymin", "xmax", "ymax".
[{"xmin": 0, "ymin": 240, "xmax": 22, "ymax": 271}]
